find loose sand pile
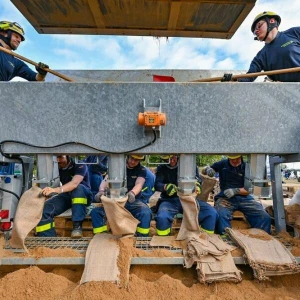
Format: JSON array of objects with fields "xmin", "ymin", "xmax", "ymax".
[
  {"xmin": 1, "ymin": 264, "xmax": 300, "ymax": 300},
  {"xmin": 1, "ymin": 233, "xmax": 300, "ymax": 299},
  {"xmin": 1, "ymin": 216, "xmax": 300, "ymax": 299}
]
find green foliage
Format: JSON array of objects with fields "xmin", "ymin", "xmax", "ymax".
[
  {"xmin": 144, "ymin": 154, "xmax": 225, "ymax": 167},
  {"xmin": 196, "ymin": 155, "xmax": 224, "ymax": 167}
]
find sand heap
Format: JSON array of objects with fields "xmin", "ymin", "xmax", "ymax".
[
  {"xmin": 1, "ymin": 232, "xmax": 300, "ymax": 299},
  {"xmin": 0, "ymin": 263, "xmax": 300, "ymax": 299}
]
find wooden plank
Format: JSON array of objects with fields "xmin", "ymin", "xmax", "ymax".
[
  {"xmin": 168, "ymin": 2, "xmax": 181, "ymax": 30},
  {"xmin": 87, "ymin": 0, "xmax": 106, "ymax": 28}
]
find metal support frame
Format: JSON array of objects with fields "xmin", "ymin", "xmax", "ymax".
[
  {"xmin": 245, "ymin": 154, "xmax": 271, "ymax": 197},
  {"xmin": 34, "ymin": 154, "xmax": 59, "ymax": 189},
  {"xmin": 107, "ymin": 154, "xmax": 126, "ymax": 198},
  {"xmin": 1, "ymin": 74, "xmax": 300, "ymax": 256},
  {"xmin": 269, "ymin": 154, "xmax": 300, "ymax": 232},
  {"xmin": 269, "ymin": 156, "xmax": 286, "ymax": 232},
  {"xmin": 0, "ymin": 256, "xmax": 253, "ymax": 266},
  {"xmin": 1, "ymin": 82, "xmax": 300, "ymax": 154},
  {"xmin": 250, "ymin": 154, "xmax": 267, "ymax": 186},
  {"xmin": 178, "ymin": 154, "xmax": 196, "ymax": 194}
]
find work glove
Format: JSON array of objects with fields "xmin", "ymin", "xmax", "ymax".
[
  {"xmin": 94, "ymin": 190, "xmax": 105, "ymax": 202},
  {"xmin": 195, "ymin": 181, "xmax": 201, "ymax": 195},
  {"xmin": 165, "ymin": 183, "xmax": 177, "ymax": 196},
  {"xmin": 127, "ymin": 191, "xmax": 136, "ymax": 203},
  {"xmin": 35, "ymin": 62, "xmax": 49, "ymax": 76},
  {"xmin": 205, "ymin": 167, "xmax": 216, "ymax": 177},
  {"xmin": 221, "ymin": 73, "xmax": 237, "ymax": 82},
  {"xmin": 224, "ymin": 188, "xmax": 240, "ymax": 199}
]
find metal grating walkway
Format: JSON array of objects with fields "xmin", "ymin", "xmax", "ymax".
[
  {"xmin": 6, "ymin": 237, "xmax": 92, "ymax": 253},
  {"xmin": 3, "ymin": 236, "xmax": 297, "ymax": 266},
  {"xmin": 134, "ymin": 237, "xmax": 182, "ymax": 252}
]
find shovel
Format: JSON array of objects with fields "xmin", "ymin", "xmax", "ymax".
[
  {"xmin": 153, "ymin": 66, "xmax": 300, "ymax": 82},
  {"xmin": 0, "ymin": 46, "xmax": 75, "ymax": 82}
]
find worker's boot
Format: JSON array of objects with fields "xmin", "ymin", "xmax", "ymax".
[{"xmin": 71, "ymin": 221, "xmax": 83, "ymax": 238}]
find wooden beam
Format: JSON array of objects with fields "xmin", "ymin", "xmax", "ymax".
[
  {"xmin": 147, "ymin": 0, "xmax": 255, "ymax": 3},
  {"xmin": 11, "ymin": 0, "xmax": 40, "ymax": 28},
  {"xmin": 36, "ymin": 27, "xmax": 233, "ymax": 39},
  {"xmin": 87, "ymin": 0, "xmax": 106, "ymax": 28},
  {"xmin": 168, "ymin": 2, "xmax": 182, "ymax": 30},
  {"xmin": 228, "ymin": 2, "xmax": 255, "ymax": 35}
]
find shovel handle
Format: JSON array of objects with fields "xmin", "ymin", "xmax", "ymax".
[
  {"xmin": 191, "ymin": 66, "xmax": 300, "ymax": 82},
  {"xmin": 0, "ymin": 46, "xmax": 75, "ymax": 82}
]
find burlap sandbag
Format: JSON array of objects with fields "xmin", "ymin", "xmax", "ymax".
[
  {"xmin": 226, "ymin": 228, "xmax": 300, "ymax": 280},
  {"xmin": 80, "ymin": 233, "xmax": 120, "ymax": 284},
  {"xmin": 176, "ymin": 192, "xmax": 201, "ymax": 241},
  {"xmin": 196, "ymin": 253, "xmax": 242, "ymax": 283},
  {"xmin": 184, "ymin": 234, "xmax": 235, "ymax": 268},
  {"xmin": 10, "ymin": 186, "xmax": 45, "ymax": 252},
  {"xmin": 198, "ymin": 174, "xmax": 217, "ymax": 202},
  {"xmin": 101, "ymin": 195, "xmax": 139, "ymax": 236},
  {"xmin": 184, "ymin": 234, "xmax": 242, "ymax": 283}
]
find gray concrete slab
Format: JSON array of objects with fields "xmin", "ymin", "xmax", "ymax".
[{"xmin": 0, "ymin": 81, "xmax": 299, "ymax": 154}]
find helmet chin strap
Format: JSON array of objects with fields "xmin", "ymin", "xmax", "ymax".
[
  {"xmin": 0, "ymin": 30, "xmax": 13, "ymax": 49},
  {"xmin": 262, "ymin": 18, "xmax": 271, "ymax": 42},
  {"xmin": 255, "ymin": 18, "xmax": 278, "ymax": 42}
]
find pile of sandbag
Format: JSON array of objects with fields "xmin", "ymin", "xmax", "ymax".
[
  {"xmin": 226, "ymin": 228, "xmax": 300, "ymax": 280},
  {"xmin": 184, "ymin": 233, "xmax": 242, "ymax": 283}
]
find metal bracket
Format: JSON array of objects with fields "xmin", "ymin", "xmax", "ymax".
[{"xmin": 140, "ymin": 98, "xmax": 164, "ymax": 138}]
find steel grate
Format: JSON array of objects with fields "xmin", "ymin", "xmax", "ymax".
[
  {"xmin": 6, "ymin": 236, "xmax": 244, "ymax": 254},
  {"xmin": 6, "ymin": 237, "xmax": 92, "ymax": 253},
  {"xmin": 134, "ymin": 237, "xmax": 182, "ymax": 252}
]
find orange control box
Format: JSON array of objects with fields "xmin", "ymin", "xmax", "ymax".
[{"xmin": 138, "ymin": 112, "xmax": 166, "ymax": 127}]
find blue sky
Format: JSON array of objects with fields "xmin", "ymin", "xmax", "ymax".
[{"xmin": 1, "ymin": 0, "xmax": 299, "ymax": 72}]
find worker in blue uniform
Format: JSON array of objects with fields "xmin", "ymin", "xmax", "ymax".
[
  {"xmin": 154, "ymin": 155, "xmax": 218, "ymax": 236},
  {"xmin": 91, "ymin": 155, "xmax": 152, "ymax": 236},
  {"xmin": 0, "ymin": 20, "xmax": 48, "ymax": 81},
  {"xmin": 36, "ymin": 155, "xmax": 93, "ymax": 238},
  {"xmin": 84, "ymin": 155, "xmax": 108, "ymax": 197},
  {"xmin": 222, "ymin": 12, "xmax": 300, "ymax": 82},
  {"xmin": 203, "ymin": 155, "xmax": 271, "ymax": 234}
]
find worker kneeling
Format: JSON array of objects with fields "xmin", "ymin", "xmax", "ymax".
[
  {"xmin": 154, "ymin": 155, "xmax": 218, "ymax": 236},
  {"xmin": 36, "ymin": 155, "xmax": 93, "ymax": 238},
  {"xmin": 91, "ymin": 155, "xmax": 152, "ymax": 236},
  {"xmin": 203, "ymin": 155, "xmax": 271, "ymax": 235}
]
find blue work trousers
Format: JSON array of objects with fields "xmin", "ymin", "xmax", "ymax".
[
  {"xmin": 36, "ymin": 184, "xmax": 92, "ymax": 237},
  {"xmin": 155, "ymin": 197, "xmax": 218, "ymax": 236},
  {"xmin": 89, "ymin": 171, "xmax": 104, "ymax": 198},
  {"xmin": 90, "ymin": 206, "xmax": 108, "ymax": 234},
  {"xmin": 214, "ymin": 195, "xmax": 271, "ymax": 234},
  {"xmin": 125, "ymin": 200, "xmax": 152, "ymax": 236},
  {"xmin": 90, "ymin": 199, "xmax": 152, "ymax": 237}
]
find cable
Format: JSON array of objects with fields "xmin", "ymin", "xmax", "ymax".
[
  {"xmin": 0, "ymin": 129, "xmax": 156, "ymax": 197},
  {"xmin": 0, "ymin": 128, "xmax": 157, "ymax": 155},
  {"xmin": 0, "ymin": 187, "xmax": 20, "ymax": 201}
]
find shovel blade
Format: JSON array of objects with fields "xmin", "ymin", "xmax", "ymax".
[{"xmin": 153, "ymin": 75, "xmax": 175, "ymax": 82}]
